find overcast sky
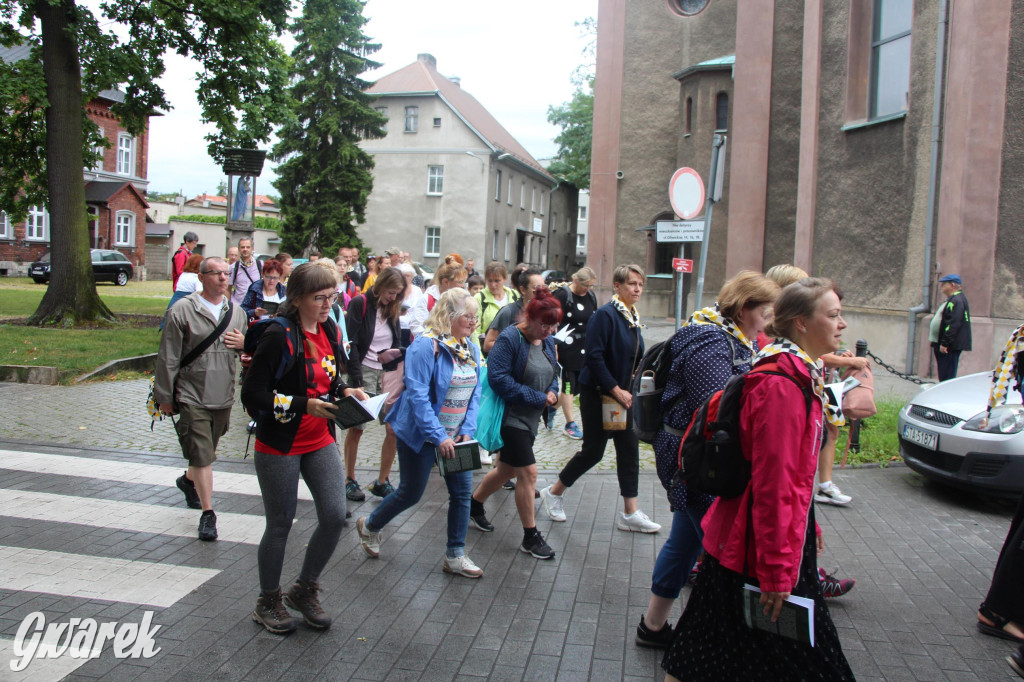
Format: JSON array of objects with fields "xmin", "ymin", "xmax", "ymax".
[{"xmin": 148, "ymin": 0, "xmax": 597, "ymax": 198}]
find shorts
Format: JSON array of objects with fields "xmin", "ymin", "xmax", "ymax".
[
  {"xmin": 353, "ymin": 364, "xmax": 387, "ymax": 431},
  {"xmin": 561, "ymin": 369, "xmax": 581, "ymax": 396},
  {"xmin": 498, "ymin": 425, "xmax": 536, "ymax": 468},
  {"xmin": 174, "ymin": 403, "xmax": 231, "ymax": 467}
]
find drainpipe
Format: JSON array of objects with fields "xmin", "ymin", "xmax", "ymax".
[{"xmin": 906, "ymin": 0, "xmax": 949, "ymax": 374}]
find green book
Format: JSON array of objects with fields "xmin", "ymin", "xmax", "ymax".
[{"xmin": 435, "ymin": 440, "xmax": 482, "ymax": 477}]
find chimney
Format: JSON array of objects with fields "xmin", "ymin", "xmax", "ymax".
[
  {"xmin": 450, "ymin": 76, "xmax": 461, "ymax": 87},
  {"xmin": 417, "ymin": 53, "xmax": 437, "ymax": 69}
]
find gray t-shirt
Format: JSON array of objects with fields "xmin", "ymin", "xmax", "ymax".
[
  {"xmin": 503, "ymin": 343, "xmax": 554, "ymax": 435},
  {"xmin": 489, "ymin": 299, "xmax": 524, "ymax": 334}
]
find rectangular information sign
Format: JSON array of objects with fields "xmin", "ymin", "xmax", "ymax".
[{"xmin": 656, "ymin": 220, "xmax": 704, "ymax": 242}]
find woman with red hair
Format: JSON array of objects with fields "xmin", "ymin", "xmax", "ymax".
[
  {"xmin": 469, "ymin": 287, "xmax": 562, "ymax": 559},
  {"xmin": 241, "ymin": 258, "xmax": 286, "ymax": 321}
]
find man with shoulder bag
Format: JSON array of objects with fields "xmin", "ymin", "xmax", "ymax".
[{"xmin": 154, "ymin": 257, "xmax": 248, "ymax": 541}]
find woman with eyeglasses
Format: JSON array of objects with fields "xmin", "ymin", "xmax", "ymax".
[
  {"xmin": 343, "ymin": 267, "xmax": 406, "ymax": 502},
  {"xmin": 469, "ymin": 287, "xmax": 562, "ymax": 559},
  {"xmin": 242, "ymin": 262, "xmax": 367, "ymax": 635},
  {"xmin": 356, "ymin": 288, "xmax": 484, "ymax": 578},
  {"xmin": 241, "ymin": 258, "xmax": 286, "ymax": 321}
]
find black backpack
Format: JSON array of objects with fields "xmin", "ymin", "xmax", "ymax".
[
  {"xmin": 673, "ymin": 360, "xmax": 814, "ymax": 498},
  {"xmin": 632, "ymin": 334, "xmax": 744, "ymax": 444}
]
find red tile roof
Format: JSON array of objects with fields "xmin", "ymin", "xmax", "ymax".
[
  {"xmin": 186, "ymin": 193, "xmax": 277, "ymax": 207},
  {"xmin": 368, "ymin": 56, "xmax": 554, "ymax": 183}
]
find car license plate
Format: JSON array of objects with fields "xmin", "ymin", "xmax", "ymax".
[{"xmin": 903, "ymin": 424, "xmax": 938, "ymax": 451}]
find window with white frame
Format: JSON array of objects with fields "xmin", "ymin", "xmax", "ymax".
[
  {"xmin": 0, "ymin": 211, "xmax": 10, "ymax": 239},
  {"xmin": 504, "ymin": 233, "xmax": 509, "ymax": 260},
  {"xmin": 539, "ymin": 192, "xmax": 544, "ymax": 215},
  {"xmin": 578, "ymin": 205, "xmax": 588, "ymax": 220},
  {"xmin": 116, "ymin": 134, "xmax": 134, "ymax": 175},
  {"xmin": 531, "ymin": 188, "xmax": 536, "ymax": 213},
  {"xmin": 427, "ymin": 165, "xmax": 444, "ymax": 195},
  {"xmin": 492, "ymin": 230, "xmax": 499, "ymax": 259},
  {"xmin": 404, "ymin": 106, "xmax": 419, "ymax": 133},
  {"xmin": 507, "ymin": 177, "xmax": 513, "ymax": 205},
  {"xmin": 577, "ymin": 233, "xmax": 587, "ymax": 249},
  {"xmin": 870, "ymin": 0, "xmax": 912, "ymax": 118},
  {"xmin": 26, "ymin": 205, "xmax": 48, "ymax": 240},
  {"xmin": 495, "ymin": 170, "xmax": 502, "ymax": 201},
  {"xmin": 424, "ymin": 226, "xmax": 441, "ymax": 257},
  {"xmin": 92, "ymin": 144, "xmax": 105, "ymax": 172},
  {"xmin": 115, "ymin": 211, "xmax": 135, "ymax": 246},
  {"xmin": 375, "ymin": 106, "xmax": 388, "ymax": 119},
  {"xmin": 520, "ymin": 182, "xmax": 525, "ymax": 209}
]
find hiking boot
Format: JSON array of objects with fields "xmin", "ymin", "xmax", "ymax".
[
  {"xmin": 814, "ymin": 482, "xmax": 852, "ymax": 506},
  {"xmin": 617, "ymin": 510, "xmax": 661, "ymax": 533},
  {"xmin": 539, "ymin": 485, "xmax": 567, "ymax": 522},
  {"xmin": 443, "ymin": 554, "xmax": 484, "ymax": 579},
  {"xmin": 198, "ymin": 510, "xmax": 217, "ymax": 541},
  {"xmin": 356, "ymin": 516, "xmax": 381, "ymax": 558},
  {"xmin": 818, "ymin": 567, "xmax": 855, "ymax": 598},
  {"xmin": 252, "ymin": 588, "xmax": 300, "ymax": 635},
  {"xmin": 470, "ymin": 510, "xmax": 494, "ymax": 532},
  {"xmin": 521, "ymin": 531, "xmax": 555, "ymax": 560},
  {"xmin": 284, "ymin": 579, "xmax": 331, "ymax": 630},
  {"xmin": 563, "ymin": 421, "xmax": 583, "ymax": 439},
  {"xmin": 368, "ymin": 479, "xmax": 395, "ymax": 498},
  {"xmin": 176, "ymin": 472, "xmax": 201, "ymax": 509},
  {"xmin": 346, "ymin": 478, "xmax": 366, "ymax": 502},
  {"xmin": 635, "ymin": 614, "xmax": 674, "ymax": 649}
]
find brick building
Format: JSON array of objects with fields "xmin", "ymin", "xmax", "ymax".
[{"xmin": 0, "ymin": 44, "xmax": 150, "ymax": 277}]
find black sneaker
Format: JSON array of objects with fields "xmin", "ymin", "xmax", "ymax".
[
  {"xmin": 368, "ymin": 479, "xmax": 395, "ymax": 498},
  {"xmin": 198, "ymin": 510, "xmax": 217, "ymax": 541},
  {"xmin": 520, "ymin": 532, "xmax": 555, "ymax": 560},
  {"xmin": 502, "ymin": 479, "xmax": 516, "ymax": 491},
  {"xmin": 346, "ymin": 478, "xmax": 366, "ymax": 502},
  {"xmin": 176, "ymin": 472, "xmax": 201, "ymax": 509},
  {"xmin": 635, "ymin": 614, "xmax": 674, "ymax": 649},
  {"xmin": 470, "ymin": 511, "xmax": 494, "ymax": 532},
  {"xmin": 252, "ymin": 588, "xmax": 300, "ymax": 635},
  {"xmin": 284, "ymin": 579, "xmax": 331, "ymax": 630}
]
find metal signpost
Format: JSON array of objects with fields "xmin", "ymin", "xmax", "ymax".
[
  {"xmin": 667, "ymin": 168, "xmax": 706, "ymax": 327},
  {"xmin": 694, "ymin": 134, "xmax": 727, "ymax": 310}
]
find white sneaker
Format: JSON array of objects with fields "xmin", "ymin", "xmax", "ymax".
[
  {"xmin": 443, "ymin": 554, "xmax": 483, "ymax": 579},
  {"xmin": 618, "ymin": 510, "xmax": 661, "ymax": 533},
  {"xmin": 814, "ymin": 482, "xmax": 852, "ymax": 506},
  {"xmin": 480, "ymin": 451, "xmax": 493, "ymax": 465},
  {"xmin": 539, "ymin": 485, "xmax": 567, "ymax": 522},
  {"xmin": 356, "ymin": 517, "xmax": 381, "ymax": 558}
]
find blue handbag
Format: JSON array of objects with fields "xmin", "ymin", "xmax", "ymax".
[{"xmin": 475, "ymin": 364, "xmax": 505, "ymax": 451}]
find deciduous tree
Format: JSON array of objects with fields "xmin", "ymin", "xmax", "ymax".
[
  {"xmin": 272, "ymin": 0, "xmax": 384, "ymax": 259},
  {"xmin": 0, "ymin": 0, "xmax": 291, "ymax": 325},
  {"xmin": 546, "ymin": 18, "xmax": 595, "ymax": 190}
]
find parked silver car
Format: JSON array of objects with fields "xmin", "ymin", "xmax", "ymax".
[{"xmin": 898, "ymin": 371, "xmax": 1024, "ymax": 496}]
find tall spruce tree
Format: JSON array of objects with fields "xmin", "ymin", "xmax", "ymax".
[{"xmin": 272, "ymin": 0, "xmax": 385, "ymax": 259}]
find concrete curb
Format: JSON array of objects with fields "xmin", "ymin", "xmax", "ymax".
[
  {"xmin": 74, "ymin": 353, "xmax": 158, "ymax": 383},
  {"xmin": 0, "ymin": 364, "xmax": 59, "ymax": 385}
]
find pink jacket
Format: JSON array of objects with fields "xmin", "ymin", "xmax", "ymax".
[{"xmin": 700, "ymin": 353, "xmax": 824, "ymax": 593}]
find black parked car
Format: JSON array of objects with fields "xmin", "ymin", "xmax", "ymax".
[
  {"xmin": 30, "ymin": 249, "xmax": 134, "ymax": 286},
  {"xmin": 542, "ymin": 269, "xmax": 570, "ymax": 285}
]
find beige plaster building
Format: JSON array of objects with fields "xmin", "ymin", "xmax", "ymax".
[
  {"xmin": 362, "ymin": 54, "xmax": 572, "ymax": 270},
  {"xmin": 590, "ymin": 0, "xmax": 1024, "ymax": 376}
]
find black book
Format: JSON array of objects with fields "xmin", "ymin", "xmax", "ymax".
[
  {"xmin": 434, "ymin": 440, "xmax": 482, "ymax": 477},
  {"xmin": 332, "ymin": 393, "xmax": 388, "ymax": 429},
  {"xmin": 742, "ymin": 584, "xmax": 815, "ymax": 647},
  {"xmin": 261, "ymin": 300, "xmax": 280, "ymax": 316}
]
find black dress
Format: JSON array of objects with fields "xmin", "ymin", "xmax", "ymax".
[
  {"xmin": 981, "ymin": 492, "xmax": 1024, "ymax": 624},
  {"xmin": 662, "ymin": 505, "xmax": 854, "ymax": 681}
]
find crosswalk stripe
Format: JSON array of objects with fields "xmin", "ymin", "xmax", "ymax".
[
  {"xmin": 0, "ymin": 546, "xmax": 219, "ymax": 607},
  {"xmin": 0, "ymin": 489, "xmax": 267, "ymax": 546},
  {"xmin": 0, "ymin": 637, "xmax": 91, "ymax": 681},
  {"xmin": 0, "ymin": 449, "xmax": 313, "ymax": 500}
]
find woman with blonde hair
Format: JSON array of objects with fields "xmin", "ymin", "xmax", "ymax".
[
  {"xmin": 662, "ymin": 278, "xmax": 854, "ymax": 680},
  {"xmin": 356, "ymin": 288, "xmax": 484, "ymax": 578},
  {"xmin": 408, "ymin": 255, "xmax": 467, "ymax": 336},
  {"xmin": 344, "ymin": 267, "xmax": 406, "ymax": 501},
  {"xmin": 636, "ymin": 271, "xmax": 778, "ymax": 647}
]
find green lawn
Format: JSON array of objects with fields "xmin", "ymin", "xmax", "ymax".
[
  {"xmin": 0, "ymin": 324, "xmax": 158, "ymax": 381},
  {"xmin": 837, "ymin": 394, "xmax": 904, "ymax": 467},
  {"xmin": 0, "ymin": 288, "xmax": 170, "ymax": 318}
]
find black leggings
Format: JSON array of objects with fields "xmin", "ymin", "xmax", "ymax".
[
  {"xmin": 557, "ymin": 385, "xmax": 639, "ymax": 498},
  {"xmin": 254, "ymin": 444, "xmax": 347, "ymax": 592}
]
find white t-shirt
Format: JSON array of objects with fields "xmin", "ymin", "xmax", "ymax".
[
  {"xmin": 175, "ymin": 272, "xmax": 203, "ymax": 294},
  {"xmin": 363, "ymin": 310, "xmax": 394, "ymax": 370},
  {"xmin": 198, "ymin": 294, "xmax": 225, "ymax": 320}
]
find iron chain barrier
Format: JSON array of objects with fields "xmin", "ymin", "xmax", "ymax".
[{"xmin": 864, "ymin": 349, "xmax": 930, "ymax": 386}]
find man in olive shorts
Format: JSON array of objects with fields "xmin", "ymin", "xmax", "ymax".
[{"xmin": 155, "ymin": 257, "xmax": 247, "ymax": 541}]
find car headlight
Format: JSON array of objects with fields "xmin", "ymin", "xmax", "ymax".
[{"xmin": 963, "ymin": 405, "xmax": 1024, "ymax": 434}]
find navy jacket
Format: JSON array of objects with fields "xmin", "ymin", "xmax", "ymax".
[
  {"xmin": 578, "ymin": 303, "xmax": 644, "ymax": 393},
  {"xmin": 240, "ymin": 280, "xmax": 286, "ymax": 321},
  {"xmin": 487, "ymin": 325, "xmax": 558, "ymax": 408}
]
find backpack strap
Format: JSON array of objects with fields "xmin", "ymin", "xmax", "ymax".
[{"xmin": 180, "ymin": 301, "xmax": 234, "ymax": 369}]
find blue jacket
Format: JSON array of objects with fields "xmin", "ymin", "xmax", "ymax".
[
  {"xmin": 241, "ymin": 280, "xmax": 286, "ymax": 320},
  {"xmin": 487, "ymin": 325, "xmax": 558, "ymax": 408},
  {"xmin": 579, "ymin": 303, "xmax": 644, "ymax": 393},
  {"xmin": 386, "ymin": 335, "xmax": 482, "ymax": 451}
]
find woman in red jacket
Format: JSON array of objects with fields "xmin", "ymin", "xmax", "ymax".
[{"xmin": 662, "ymin": 277, "xmax": 854, "ymax": 681}]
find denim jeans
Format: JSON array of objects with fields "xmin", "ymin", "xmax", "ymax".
[
  {"xmin": 366, "ymin": 437, "xmax": 472, "ymax": 558},
  {"xmin": 650, "ymin": 504, "xmax": 706, "ymax": 599}
]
